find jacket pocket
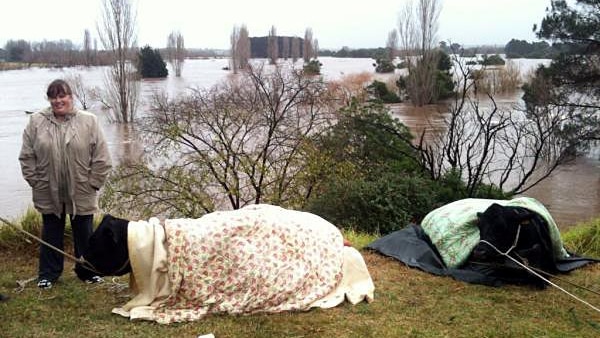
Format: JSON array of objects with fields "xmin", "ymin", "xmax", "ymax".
[
  {"xmin": 74, "ymin": 172, "xmax": 95, "ymax": 195},
  {"xmin": 32, "ymin": 175, "xmax": 52, "ymax": 208},
  {"xmin": 33, "ymin": 173, "xmax": 50, "ymax": 191}
]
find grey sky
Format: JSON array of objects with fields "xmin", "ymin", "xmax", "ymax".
[{"xmin": 0, "ymin": 0, "xmax": 552, "ymax": 49}]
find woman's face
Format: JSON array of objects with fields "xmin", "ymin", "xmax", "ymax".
[{"xmin": 49, "ymin": 93, "xmax": 74, "ymax": 116}]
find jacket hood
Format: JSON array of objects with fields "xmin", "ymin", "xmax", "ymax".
[{"xmin": 39, "ymin": 107, "xmax": 78, "ymax": 122}]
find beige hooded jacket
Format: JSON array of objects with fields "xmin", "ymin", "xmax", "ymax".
[{"xmin": 19, "ymin": 107, "xmax": 112, "ymax": 216}]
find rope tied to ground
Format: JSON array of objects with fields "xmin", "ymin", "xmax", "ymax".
[{"xmin": 478, "ymin": 236, "xmax": 600, "ymax": 314}]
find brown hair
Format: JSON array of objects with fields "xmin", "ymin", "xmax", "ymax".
[{"xmin": 46, "ymin": 79, "xmax": 73, "ymax": 99}]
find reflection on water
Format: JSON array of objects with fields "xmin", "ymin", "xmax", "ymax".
[
  {"xmin": 102, "ymin": 123, "xmax": 144, "ymax": 166},
  {"xmin": 0, "ymin": 58, "xmax": 598, "ymax": 228}
]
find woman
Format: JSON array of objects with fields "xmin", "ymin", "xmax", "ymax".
[{"xmin": 19, "ymin": 79, "xmax": 112, "ymax": 289}]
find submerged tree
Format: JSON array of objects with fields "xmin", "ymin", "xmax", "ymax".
[
  {"xmin": 65, "ymin": 73, "xmax": 93, "ymax": 110},
  {"xmin": 303, "ymin": 28, "xmax": 314, "ymax": 62},
  {"xmin": 101, "ymin": 65, "xmax": 337, "ymax": 218},
  {"xmin": 237, "ymin": 25, "xmax": 251, "ymax": 70},
  {"xmin": 97, "ymin": 0, "xmax": 139, "ymax": 123},
  {"xmin": 166, "ymin": 31, "xmax": 185, "ymax": 77},
  {"xmin": 83, "ymin": 29, "xmax": 93, "ymax": 66},
  {"xmin": 291, "ymin": 36, "xmax": 301, "ymax": 63},
  {"xmin": 386, "ymin": 29, "xmax": 399, "ymax": 61},
  {"xmin": 230, "ymin": 24, "xmax": 251, "ymax": 73},
  {"xmin": 138, "ymin": 45, "xmax": 168, "ymax": 78},
  {"xmin": 267, "ymin": 25, "xmax": 279, "ymax": 65},
  {"xmin": 408, "ymin": 54, "xmax": 589, "ymax": 196},
  {"xmin": 230, "ymin": 26, "xmax": 239, "ymax": 73},
  {"xmin": 397, "ymin": 0, "xmax": 442, "ymax": 106},
  {"xmin": 282, "ymin": 36, "xmax": 290, "ymax": 60}
]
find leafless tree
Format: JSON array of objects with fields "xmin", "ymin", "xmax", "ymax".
[
  {"xmin": 386, "ymin": 29, "xmax": 398, "ymax": 60},
  {"xmin": 93, "ymin": 38, "xmax": 98, "ymax": 62},
  {"xmin": 409, "ymin": 56, "xmax": 586, "ymax": 196},
  {"xmin": 397, "ymin": 0, "xmax": 441, "ymax": 106},
  {"xmin": 303, "ymin": 28, "xmax": 314, "ymax": 62},
  {"xmin": 230, "ymin": 25, "xmax": 251, "ymax": 73},
  {"xmin": 65, "ymin": 73, "xmax": 93, "ymax": 110},
  {"xmin": 230, "ymin": 26, "xmax": 240, "ymax": 73},
  {"xmin": 97, "ymin": 0, "xmax": 140, "ymax": 123},
  {"xmin": 237, "ymin": 25, "xmax": 251, "ymax": 70},
  {"xmin": 102, "ymin": 65, "xmax": 337, "ymax": 218},
  {"xmin": 291, "ymin": 36, "xmax": 301, "ymax": 63},
  {"xmin": 267, "ymin": 25, "xmax": 279, "ymax": 65},
  {"xmin": 281, "ymin": 36, "xmax": 290, "ymax": 60},
  {"xmin": 83, "ymin": 29, "xmax": 92, "ymax": 66},
  {"xmin": 166, "ymin": 30, "xmax": 185, "ymax": 77},
  {"xmin": 28, "ymin": 39, "xmax": 78, "ymax": 66}
]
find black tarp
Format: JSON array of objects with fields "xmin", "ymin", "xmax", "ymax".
[{"xmin": 366, "ymin": 224, "xmax": 598, "ymax": 287}]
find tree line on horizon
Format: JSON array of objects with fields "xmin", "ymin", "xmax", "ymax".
[{"xmin": 0, "ymin": 38, "xmax": 571, "ymax": 66}]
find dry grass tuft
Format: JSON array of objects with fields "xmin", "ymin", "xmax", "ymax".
[
  {"xmin": 472, "ymin": 60, "xmax": 522, "ymax": 95},
  {"xmin": 327, "ymin": 72, "xmax": 374, "ymax": 105}
]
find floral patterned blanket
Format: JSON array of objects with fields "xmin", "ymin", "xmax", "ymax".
[{"xmin": 112, "ymin": 204, "xmax": 373, "ymax": 324}]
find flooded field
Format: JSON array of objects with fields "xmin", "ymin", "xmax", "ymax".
[{"xmin": 1, "ymin": 57, "xmax": 598, "ymax": 227}]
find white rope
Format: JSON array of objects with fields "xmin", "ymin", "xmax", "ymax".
[
  {"xmin": 478, "ymin": 239, "xmax": 600, "ymax": 314},
  {"xmin": 14, "ymin": 277, "xmax": 37, "ymax": 293},
  {"xmin": 0, "ymin": 215, "xmax": 126, "ymax": 276}
]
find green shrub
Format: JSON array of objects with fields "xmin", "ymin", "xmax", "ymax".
[
  {"xmin": 137, "ymin": 45, "xmax": 168, "ymax": 78},
  {"xmin": 307, "ymin": 174, "xmax": 415, "ymax": 234},
  {"xmin": 435, "ymin": 70, "xmax": 455, "ymax": 100},
  {"xmin": 396, "ymin": 60, "xmax": 408, "ymax": 69},
  {"xmin": 304, "ymin": 103, "xmax": 510, "ymax": 234},
  {"xmin": 303, "ymin": 60, "xmax": 322, "ymax": 75},
  {"xmin": 367, "ymin": 80, "xmax": 401, "ymax": 103},
  {"xmin": 480, "ymin": 54, "xmax": 505, "ymax": 66},
  {"xmin": 437, "ymin": 50, "xmax": 452, "ymax": 71},
  {"xmin": 373, "ymin": 58, "xmax": 396, "ymax": 73}
]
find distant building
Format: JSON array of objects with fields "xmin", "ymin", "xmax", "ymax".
[
  {"xmin": 0, "ymin": 48, "xmax": 6, "ymax": 62},
  {"xmin": 249, "ymin": 36, "xmax": 304, "ymax": 59}
]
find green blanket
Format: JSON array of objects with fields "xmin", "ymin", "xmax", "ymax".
[{"xmin": 420, "ymin": 197, "xmax": 569, "ymax": 268}]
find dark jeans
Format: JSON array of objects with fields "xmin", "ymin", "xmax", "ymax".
[{"xmin": 39, "ymin": 213, "xmax": 96, "ymax": 282}]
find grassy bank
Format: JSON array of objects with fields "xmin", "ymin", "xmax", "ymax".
[{"xmin": 1, "ymin": 213, "xmax": 600, "ymax": 337}]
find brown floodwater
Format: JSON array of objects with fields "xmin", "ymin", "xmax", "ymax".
[
  {"xmin": 0, "ymin": 58, "xmax": 598, "ymax": 228},
  {"xmin": 389, "ymin": 97, "xmax": 600, "ymax": 229}
]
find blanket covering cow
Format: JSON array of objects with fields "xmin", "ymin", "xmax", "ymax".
[
  {"xmin": 420, "ymin": 197, "xmax": 569, "ymax": 268},
  {"xmin": 109, "ymin": 204, "xmax": 374, "ymax": 324}
]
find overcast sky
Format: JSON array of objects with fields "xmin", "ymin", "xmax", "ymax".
[{"xmin": 0, "ymin": 0, "xmax": 552, "ymax": 50}]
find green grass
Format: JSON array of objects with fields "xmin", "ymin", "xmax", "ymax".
[
  {"xmin": 2, "ymin": 213, "xmax": 600, "ymax": 337},
  {"xmin": 563, "ymin": 218, "xmax": 600, "ymax": 258},
  {"xmin": 341, "ymin": 228, "xmax": 378, "ymax": 249}
]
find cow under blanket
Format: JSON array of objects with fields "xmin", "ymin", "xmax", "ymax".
[
  {"xmin": 420, "ymin": 197, "xmax": 569, "ymax": 268},
  {"xmin": 111, "ymin": 204, "xmax": 374, "ymax": 324}
]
